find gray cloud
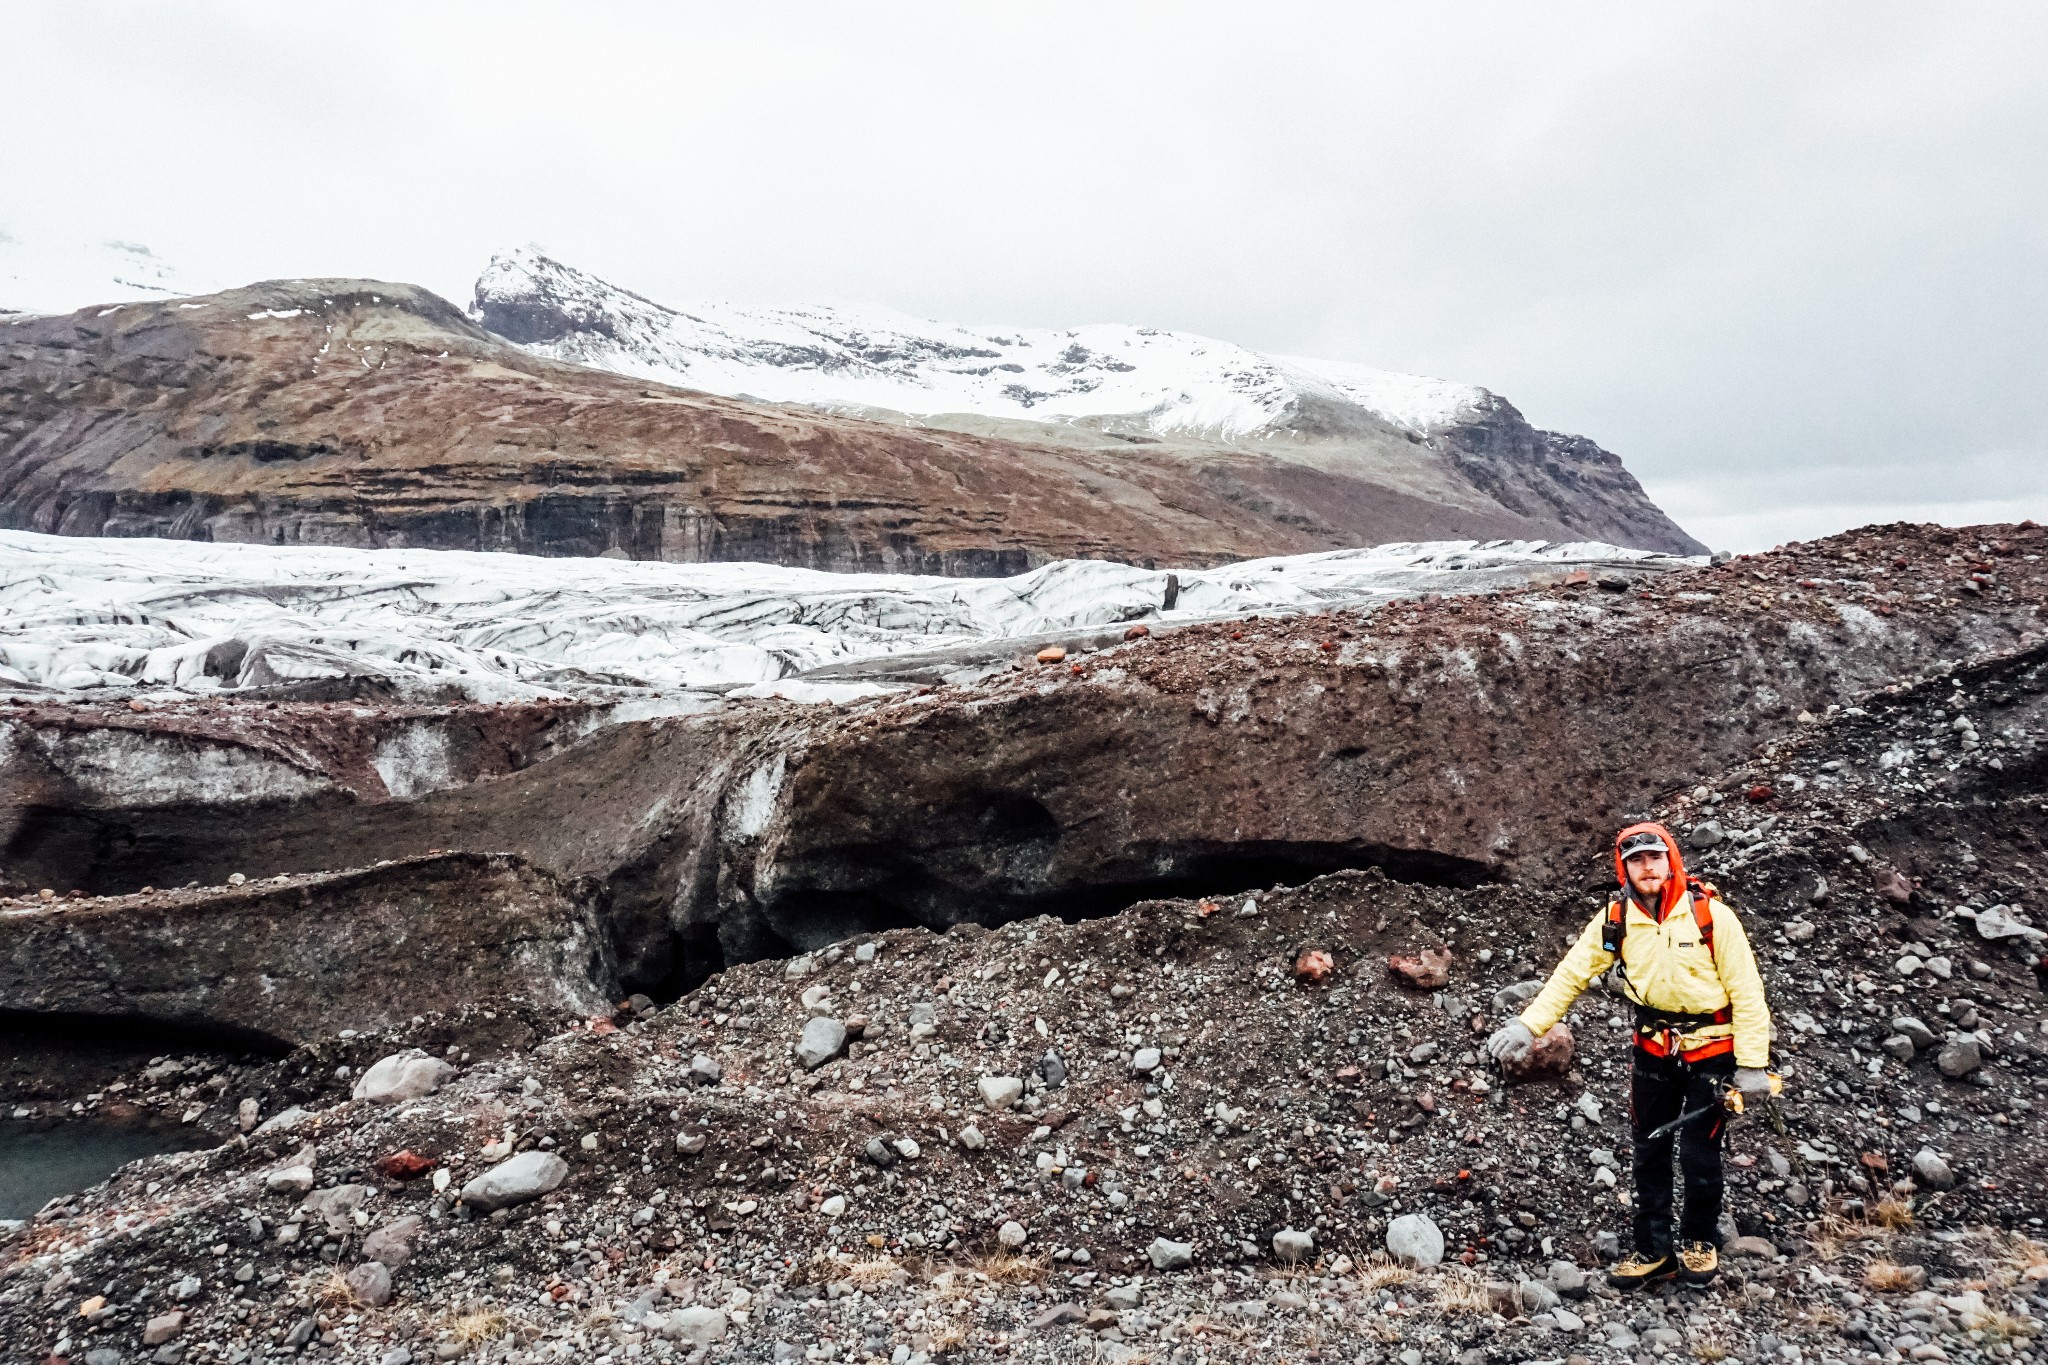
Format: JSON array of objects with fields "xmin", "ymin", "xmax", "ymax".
[{"xmin": 3, "ymin": 1, "xmax": 2040, "ymax": 550}]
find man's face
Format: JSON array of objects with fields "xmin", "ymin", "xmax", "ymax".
[{"xmin": 1626, "ymin": 849, "xmax": 1671, "ymax": 898}]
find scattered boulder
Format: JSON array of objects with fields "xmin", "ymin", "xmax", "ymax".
[
  {"xmin": 998, "ymin": 1220, "xmax": 1028, "ymax": 1249},
  {"xmin": 1294, "ymin": 947, "xmax": 1335, "ymax": 983},
  {"xmin": 1147, "ymin": 1237, "xmax": 1195, "ymax": 1271},
  {"xmin": 1388, "ymin": 946, "xmax": 1452, "ymax": 989},
  {"xmin": 1727, "ymin": 1236, "xmax": 1778, "ymax": 1259},
  {"xmin": 1491, "ymin": 980, "xmax": 1543, "ymax": 1015},
  {"xmin": 667, "ymin": 1307, "xmax": 728, "ymax": 1347},
  {"xmin": 264, "ymin": 1165, "xmax": 315, "ymax": 1198},
  {"xmin": 1874, "ymin": 868, "xmax": 1915, "ymax": 905},
  {"xmin": 794, "ymin": 1017, "xmax": 848, "ymax": 1070},
  {"xmin": 687, "ymin": 1054, "xmax": 723, "ymax": 1086},
  {"xmin": 346, "ymin": 1260, "xmax": 393, "ymax": 1307},
  {"xmin": 1975, "ymin": 905, "xmax": 2047, "ymax": 945},
  {"xmin": 459, "ymin": 1151, "xmax": 568, "ymax": 1212},
  {"xmin": 1131, "ymin": 1047, "xmax": 1162, "ymax": 1073},
  {"xmin": 359, "ymin": 1216, "xmax": 422, "ymax": 1269},
  {"xmin": 144, "ymin": 1311, "xmax": 185, "ymax": 1345},
  {"xmin": 1273, "ymin": 1228, "xmax": 1314, "ymax": 1264},
  {"xmin": 1546, "ymin": 1260, "xmax": 1588, "ymax": 1298},
  {"xmin": 351, "ymin": 1052, "xmax": 455, "ymax": 1104},
  {"xmin": 1912, "ymin": 1148, "xmax": 1956, "ymax": 1190},
  {"xmin": 1935, "ymin": 1037, "xmax": 1982, "ymax": 1079},
  {"xmin": 1892, "ymin": 1016, "xmax": 1938, "ymax": 1050},
  {"xmin": 1387, "ymin": 1213, "xmax": 1446, "ymax": 1267},
  {"xmin": 1498, "ymin": 1023, "xmax": 1574, "ymax": 1082},
  {"xmin": 977, "ymin": 1076, "xmax": 1024, "ymax": 1110}
]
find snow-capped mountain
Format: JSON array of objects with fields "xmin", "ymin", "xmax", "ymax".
[
  {"xmin": 0, "ymin": 231, "xmax": 222, "ymax": 317},
  {"xmin": 472, "ymin": 246, "xmax": 1489, "ymax": 440}
]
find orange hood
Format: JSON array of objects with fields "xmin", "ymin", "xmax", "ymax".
[{"xmin": 1614, "ymin": 821, "xmax": 1688, "ymax": 919}]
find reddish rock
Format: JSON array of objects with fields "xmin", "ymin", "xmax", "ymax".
[
  {"xmin": 1294, "ymin": 948, "xmax": 1335, "ymax": 984},
  {"xmin": 1498, "ymin": 1024, "xmax": 1574, "ymax": 1082},
  {"xmin": 1036, "ymin": 646, "xmax": 1068, "ymax": 664},
  {"xmin": 378, "ymin": 1150, "xmax": 436, "ymax": 1181},
  {"xmin": 1874, "ymin": 868, "xmax": 1915, "ymax": 904},
  {"xmin": 1745, "ymin": 784, "xmax": 1775, "ymax": 803},
  {"xmin": 1388, "ymin": 946, "xmax": 1453, "ymax": 990},
  {"xmin": 1123, "ymin": 624, "xmax": 1151, "ymax": 641}
]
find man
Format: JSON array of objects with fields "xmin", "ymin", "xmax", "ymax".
[{"xmin": 1486, "ymin": 822, "xmax": 1774, "ymax": 1289}]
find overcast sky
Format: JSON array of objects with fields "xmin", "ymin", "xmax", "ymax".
[{"xmin": 4, "ymin": 2, "xmax": 2043, "ymax": 552}]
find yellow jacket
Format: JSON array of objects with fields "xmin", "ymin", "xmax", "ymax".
[{"xmin": 1518, "ymin": 888, "xmax": 1773, "ymax": 1068}]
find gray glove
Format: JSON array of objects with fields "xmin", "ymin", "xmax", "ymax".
[
  {"xmin": 1733, "ymin": 1067, "xmax": 1775, "ymax": 1099},
  {"xmin": 1486, "ymin": 1019, "xmax": 1535, "ymax": 1064}
]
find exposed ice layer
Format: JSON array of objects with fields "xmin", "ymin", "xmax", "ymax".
[
  {"xmin": 0, "ymin": 532, "xmax": 1691, "ymax": 703},
  {"xmin": 475, "ymin": 247, "xmax": 1490, "ymax": 438}
]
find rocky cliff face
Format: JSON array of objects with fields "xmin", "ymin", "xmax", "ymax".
[{"xmin": 0, "ymin": 275, "xmax": 1701, "ymax": 573}]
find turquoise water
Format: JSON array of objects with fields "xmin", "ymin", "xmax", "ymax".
[{"xmin": 0, "ymin": 1120, "xmax": 201, "ymax": 1219}]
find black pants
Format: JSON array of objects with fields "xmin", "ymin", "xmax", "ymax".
[{"xmin": 1630, "ymin": 1047, "xmax": 1734, "ymax": 1258}]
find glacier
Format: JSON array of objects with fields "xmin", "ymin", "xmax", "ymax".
[
  {"xmin": 0, "ymin": 531, "xmax": 1694, "ymax": 704},
  {"xmin": 473, "ymin": 247, "xmax": 1491, "ymax": 440}
]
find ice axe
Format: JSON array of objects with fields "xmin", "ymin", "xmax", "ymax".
[{"xmin": 1643, "ymin": 1072, "xmax": 1784, "ymax": 1141}]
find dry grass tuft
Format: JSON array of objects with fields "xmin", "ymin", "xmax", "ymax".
[
  {"xmin": 1354, "ymin": 1254, "xmax": 1415, "ymax": 1291},
  {"xmin": 1863, "ymin": 1260, "xmax": 1925, "ymax": 1293},
  {"xmin": 1868, "ymin": 1196, "xmax": 1917, "ymax": 1229},
  {"xmin": 964, "ymin": 1250, "xmax": 1048, "ymax": 1285},
  {"xmin": 927, "ymin": 1322, "xmax": 968, "ymax": 1355},
  {"xmin": 1975, "ymin": 1308, "xmax": 2040, "ymax": 1345},
  {"xmin": 2000, "ymin": 1234, "xmax": 2048, "ymax": 1281},
  {"xmin": 314, "ymin": 1270, "xmax": 360, "ymax": 1309},
  {"xmin": 1691, "ymin": 1338, "xmax": 1731, "ymax": 1363},
  {"xmin": 1430, "ymin": 1270, "xmax": 1495, "ymax": 1316},
  {"xmin": 441, "ymin": 1308, "xmax": 509, "ymax": 1347},
  {"xmin": 842, "ymin": 1256, "xmax": 910, "ymax": 1290}
]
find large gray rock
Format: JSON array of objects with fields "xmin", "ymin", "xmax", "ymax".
[
  {"xmin": 1936, "ymin": 1037, "xmax": 1982, "ymax": 1078},
  {"xmin": 1892, "ymin": 1016, "xmax": 1938, "ymax": 1050},
  {"xmin": 1974, "ymin": 904, "xmax": 2047, "ymax": 945},
  {"xmin": 1147, "ymin": 1237, "xmax": 1195, "ymax": 1270},
  {"xmin": 795, "ymin": 1017, "xmax": 848, "ymax": 1070},
  {"xmin": 360, "ymin": 1216, "xmax": 422, "ymax": 1269},
  {"xmin": 1490, "ymin": 980, "xmax": 1544, "ymax": 1016},
  {"xmin": 346, "ymin": 1260, "xmax": 393, "ymax": 1307},
  {"xmin": 666, "ymin": 1307, "xmax": 729, "ymax": 1346},
  {"xmin": 353, "ymin": 1052, "xmax": 456, "ymax": 1103},
  {"xmin": 977, "ymin": 1075, "xmax": 1024, "ymax": 1110},
  {"xmin": 300, "ymin": 1182, "xmax": 373, "ymax": 1234},
  {"xmin": 1546, "ymin": 1260, "xmax": 1588, "ymax": 1298},
  {"xmin": 1387, "ymin": 1213, "xmax": 1446, "ymax": 1267},
  {"xmin": 1912, "ymin": 1147, "xmax": 1956, "ymax": 1190},
  {"xmin": 1516, "ymin": 1279, "xmax": 1561, "ymax": 1314},
  {"xmin": 459, "ymin": 1150, "xmax": 569, "ymax": 1212},
  {"xmin": 1272, "ymin": 1228, "xmax": 1315, "ymax": 1264}
]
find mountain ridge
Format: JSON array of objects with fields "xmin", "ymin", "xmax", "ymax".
[{"xmin": 473, "ymin": 246, "xmax": 1704, "ymax": 556}]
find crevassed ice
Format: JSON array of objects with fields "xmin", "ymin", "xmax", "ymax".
[{"xmin": 0, "ymin": 532, "xmax": 1688, "ymax": 703}]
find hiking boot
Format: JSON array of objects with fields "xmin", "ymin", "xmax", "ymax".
[
  {"xmin": 1677, "ymin": 1240, "xmax": 1719, "ymax": 1285},
  {"xmin": 1606, "ymin": 1251, "xmax": 1677, "ymax": 1290}
]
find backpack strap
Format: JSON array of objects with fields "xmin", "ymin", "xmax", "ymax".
[
  {"xmin": 1601, "ymin": 896, "xmax": 1627, "ymax": 958},
  {"xmin": 1688, "ymin": 877, "xmax": 1718, "ymax": 958}
]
